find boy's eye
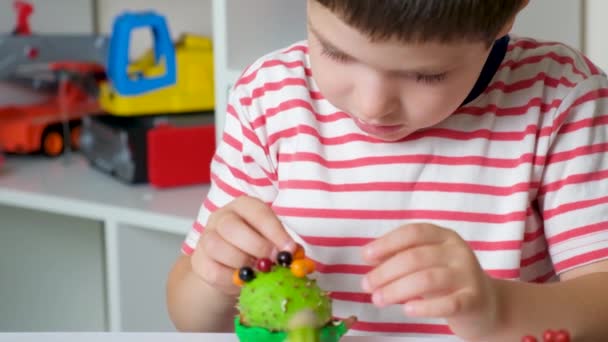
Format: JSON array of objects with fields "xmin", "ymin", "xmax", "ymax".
[
  {"xmin": 415, "ymin": 73, "xmax": 447, "ymax": 84},
  {"xmin": 320, "ymin": 46, "xmax": 351, "ymax": 63}
]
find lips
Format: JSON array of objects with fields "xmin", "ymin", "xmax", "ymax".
[{"xmin": 354, "ymin": 118, "xmax": 405, "ymax": 137}]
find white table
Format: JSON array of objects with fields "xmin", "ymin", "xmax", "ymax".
[
  {"xmin": 0, "ymin": 333, "xmax": 456, "ymax": 341},
  {"xmin": 0, "ymin": 155, "xmax": 210, "ymax": 331}
]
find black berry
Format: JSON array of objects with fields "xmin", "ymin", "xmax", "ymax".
[
  {"xmin": 238, "ymin": 266, "xmax": 255, "ymax": 282},
  {"xmin": 277, "ymin": 251, "xmax": 293, "ymax": 267}
]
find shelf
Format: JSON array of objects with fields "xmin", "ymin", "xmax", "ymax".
[{"xmin": 0, "ymin": 154, "xmax": 209, "ymax": 235}]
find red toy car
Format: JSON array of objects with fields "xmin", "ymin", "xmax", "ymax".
[{"xmin": 0, "ymin": 61, "xmax": 104, "ymax": 157}]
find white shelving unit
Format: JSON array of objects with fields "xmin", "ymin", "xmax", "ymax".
[{"xmin": 0, "ymin": 155, "xmax": 209, "ymax": 331}]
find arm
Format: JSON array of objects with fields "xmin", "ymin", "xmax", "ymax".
[
  {"xmin": 166, "ymin": 255, "xmax": 237, "ymax": 332},
  {"xmin": 490, "ymin": 261, "xmax": 608, "ymax": 341}
]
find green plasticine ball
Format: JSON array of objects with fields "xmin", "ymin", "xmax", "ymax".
[{"xmin": 237, "ymin": 266, "xmax": 332, "ymax": 331}]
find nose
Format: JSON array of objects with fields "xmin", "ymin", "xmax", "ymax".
[{"xmin": 353, "ymin": 74, "xmax": 398, "ymax": 123}]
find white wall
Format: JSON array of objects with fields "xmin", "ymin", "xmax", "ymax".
[
  {"xmin": 0, "ymin": 0, "xmax": 94, "ymax": 34},
  {"xmin": 96, "ymin": 0, "xmax": 212, "ymax": 57},
  {"xmin": 584, "ymin": 0, "xmax": 608, "ymax": 72},
  {"xmin": 511, "ymin": 0, "xmax": 582, "ymax": 51}
]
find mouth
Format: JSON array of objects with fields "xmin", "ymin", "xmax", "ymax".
[{"xmin": 354, "ymin": 118, "xmax": 405, "ymax": 137}]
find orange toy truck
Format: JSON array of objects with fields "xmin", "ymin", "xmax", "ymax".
[{"xmin": 0, "ymin": 61, "xmax": 104, "ymax": 157}]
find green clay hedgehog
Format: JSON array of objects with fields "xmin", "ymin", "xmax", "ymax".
[{"xmin": 233, "ymin": 248, "xmax": 351, "ymax": 342}]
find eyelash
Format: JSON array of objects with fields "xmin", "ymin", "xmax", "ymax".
[
  {"xmin": 320, "ymin": 46, "xmax": 350, "ymax": 63},
  {"xmin": 320, "ymin": 45, "xmax": 447, "ymax": 84},
  {"xmin": 415, "ymin": 73, "xmax": 447, "ymax": 84}
]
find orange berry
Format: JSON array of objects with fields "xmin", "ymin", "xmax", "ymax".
[
  {"xmin": 293, "ymin": 244, "xmax": 306, "ymax": 260},
  {"xmin": 233, "ymin": 269, "xmax": 244, "ymax": 287},
  {"xmin": 290, "ymin": 259, "xmax": 308, "ymax": 278},
  {"xmin": 302, "ymin": 258, "xmax": 316, "ymax": 273}
]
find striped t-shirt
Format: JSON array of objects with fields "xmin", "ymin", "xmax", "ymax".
[{"xmin": 183, "ymin": 35, "xmax": 608, "ymax": 337}]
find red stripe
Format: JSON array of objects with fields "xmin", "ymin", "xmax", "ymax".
[
  {"xmin": 524, "ymin": 227, "xmax": 545, "ymax": 242},
  {"xmin": 211, "ymin": 173, "xmax": 246, "ymax": 198},
  {"xmin": 252, "ymin": 99, "xmax": 350, "ymax": 129},
  {"xmin": 221, "ymin": 132, "xmax": 243, "ymax": 152},
  {"xmin": 279, "ymin": 151, "xmax": 539, "ymax": 169},
  {"xmin": 273, "ymin": 205, "xmax": 528, "ymax": 223},
  {"xmin": 507, "ymin": 39, "xmax": 563, "ymax": 52},
  {"xmin": 279, "ymin": 179, "xmax": 537, "ymax": 196},
  {"xmin": 520, "ymin": 249, "xmax": 549, "ymax": 267},
  {"xmin": 314, "ymin": 258, "xmax": 519, "ymax": 278},
  {"xmin": 552, "ymin": 88, "xmax": 608, "ymax": 128},
  {"xmin": 543, "ymin": 195, "xmax": 608, "ymax": 220},
  {"xmin": 548, "ymin": 221, "xmax": 608, "ymax": 246},
  {"xmin": 203, "ymin": 198, "xmax": 218, "ymax": 212},
  {"xmin": 239, "ymin": 78, "xmax": 308, "ymax": 106},
  {"xmin": 532, "ymin": 270, "xmax": 557, "ymax": 283},
  {"xmin": 330, "ymin": 291, "xmax": 372, "ymax": 303},
  {"xmin": 546, "ymin": 142, "xmax": 608, "ymax": 166},
  {"xmin": 213, "ymin": 155, "xmax": 275, "ymax": 185},
  {"xmin": 485, "ymin": 72, "xmax": 577, "ymax": 94},
  {"xmin": 283, "ymin": 45, "xmax": 308, "ymax": 54},
  {"xmin": 181, "ymin": 242, "xmax": 194, "ymax": 256},
  {"xmin": 301, "ymin": 235, "xmax": 522, "ymax": 251},
  {"xmin": 193, "ymin": 221, "xmax": 204, "ymax": 233},
  {"xmin": 236, "ymin": 60, "xmax": 310, "ymax": 87},
  {"xmin": 458, "ymin": 97, "xmax": 562, "ymax": 117},
  {"xmin": 554, "ymin": 248, "xmax": 608, "ymax": 272},
  {"xmin": 582, "ymin": 54, "xmax": 600, "ymax": 75},
  {"xmin": 334, "ymin": 318, "xmax": 453, "ymax": 335},
  {"xmin": 499, "ymin": 52, "xmax": 587, "ymax": 78},
  {"xmin": 539, "ymin": 169, "xmax": 608, "ymax": 196},
  {"xmin": 269, "ymin": 123, "xmax": 554, "ymax": 147}
]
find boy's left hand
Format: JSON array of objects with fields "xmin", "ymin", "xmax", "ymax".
[{"xmin": 361, "ymin": 223, "xmax": 500, "ymax": 340}]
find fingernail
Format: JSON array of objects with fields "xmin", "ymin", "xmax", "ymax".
[
  {"xmin": 372, "ymin": 292, "xmax": 384, "ymax": 307},
  {"xmin": 361, "ymin": 277, "xmax": 371, "ymax": 292},
  {"xmin": 363, "ymin": 246, "xmax": 375, "ymax": 260},
  {"xmin": 270, "ymin": 247, "xmax": 279, "ymax": 260},
  {"xmin": 282, "ymin": 241, "xmax": 297, "ymax": 253},
  {"xmin": 403, "ymin": 303, "xmax": 415, "ymax": 315}
]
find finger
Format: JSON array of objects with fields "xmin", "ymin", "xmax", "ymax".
[
  {"xmin": 230, "ymin": 196, "xmax": 297, "ymax": 252},
  {"xmin": 371, "ymin": 267, "xmax": 456, "ymax": 307},
  {"xmin": 402, "ymin": 289, "xmax": 475, "ymax": 318},
  {"xmin": 362, "ymin": 223, "xmax": 448, "ymax": 264},
  {"xmin": 215, "ymin": 211, "xmax": 275, "ymax": 259},
  {"xmin": 191, "ymin": 248, "xmax": 240, "ymax": 295},
  {"xmin": 343, "ymin": 316, "xmax": 358, "ymax": 329},
  {"xmin": 362, "ymin": 245, "xmax": 446, "ymax": 292},
  {"xmin": 201, "ymin": 230, "xmax": 255, "ymax": 269}
]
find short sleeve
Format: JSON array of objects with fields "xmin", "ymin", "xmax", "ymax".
[
  {"xmin": 181, "ymin": 88, "xmax": 279, "ymax": 255},
  {"xmin": 540, "ymin": 74, "xmax": 608, "ymax": 274}
]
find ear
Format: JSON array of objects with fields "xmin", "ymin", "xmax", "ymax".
[{"xmin": 496, "ymin": 0, "xmax": 530, "ymax": 39}]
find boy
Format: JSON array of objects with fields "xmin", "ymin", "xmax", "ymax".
[{"xmin": 167, "ymin": 0, "xmax": 608, "ymax": 340}]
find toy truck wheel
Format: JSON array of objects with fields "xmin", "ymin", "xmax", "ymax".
[
  {"xmin": 41, "ymin": 126, "xmax": 64, "ymax": 157},
  {"xmin": 70, "ymin": 122, "xmax": 82, "ymax": 150}
]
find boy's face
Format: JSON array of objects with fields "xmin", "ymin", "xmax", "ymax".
[{"xmin": 307, "ymin": 1, "xmax": 496, "ymax": 141}]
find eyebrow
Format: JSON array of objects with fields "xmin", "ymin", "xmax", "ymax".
[{"xmin": 307, "ymin": 20, "xmax": 451, "ymax": 75}]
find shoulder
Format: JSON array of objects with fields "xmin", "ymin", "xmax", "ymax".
[
  {"xmin": 232, "ymin": 40, "xmax": 312, "ymax": 98},
  {"xmin": 502, "ymin": 35, "xmax": 604, "ymax": 82}
]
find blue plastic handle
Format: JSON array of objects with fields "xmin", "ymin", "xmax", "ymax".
[{"xmin": 107, "ymin": 12, "xmax": 176, "ymax": 95}]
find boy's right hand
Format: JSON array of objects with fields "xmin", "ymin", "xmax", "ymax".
[{"xmin": 190, "ymin": 196, "xmax": 297, "ymax": 296}]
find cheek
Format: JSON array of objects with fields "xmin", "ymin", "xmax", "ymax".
[{"xmin": 403, "ymin": 80, "xmax": 473, "ymax": 126}]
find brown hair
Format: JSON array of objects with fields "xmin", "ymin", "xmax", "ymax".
[{"xmin": 313, "ymin": 0, "xmax": 526, "ymax": 44}]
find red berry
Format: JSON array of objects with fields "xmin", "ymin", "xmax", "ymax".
[
  {"xmin": 543, "ymin": 329, "xmax": 557, "ymax": 342},
  {"xmin": 554, "ymin": 330, "xmax": 570, "ymax": 342},
  {"xmin": 521, "ymin": 336, "xmax": 538, "ymax": 342},
  {"xmin": 256, "ymin": 258, "xmax": 273, "ymax": 272}
]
